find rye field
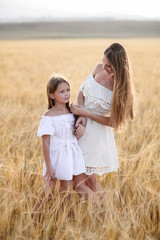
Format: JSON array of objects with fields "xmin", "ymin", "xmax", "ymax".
[{"xmin": 0, "ymin": 38, "xmax": 160, "ymax": 239}]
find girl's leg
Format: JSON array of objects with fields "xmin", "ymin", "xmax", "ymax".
[
  {"xmin": 60, "ymin": 180, "xmax": 72, "ymax": 192},
  {"xmin": 36, "ymin": 178, "xmax": 57, "ymax": 208},
  {"xmin": 73, "ymin": 173, "xmax": 97, "ymax": 201},
  {"xmin": 59, "ymin": 180, "xmax": 72, "ymax": 205},
  {"xmin": 43, "ymin": 178, "xmax": 57, "ymax": 200},
  {"xmin": 35, "ymin": 178, "xmax": 56, "ymax": 207},
  {"xmin": 34, "ymin": 178, "xmax": 57, "ymax": 224}
]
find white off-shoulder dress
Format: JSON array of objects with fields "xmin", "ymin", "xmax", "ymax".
[
  {"xmin": 37, "ymin": 113, "xmax": 86, "ymax": 180},
  {"xmin": 78, "ymin": 74, "xmax": 118, "ymax": 175}
]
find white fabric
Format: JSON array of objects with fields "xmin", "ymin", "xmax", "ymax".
[
  {"xmin": 78, "ymin": 74, "xmax": 118, "ymax": 175},
  {"xmin": 80, "ymin": 74, "xmax": 113, "ymax": 114},
  {"xmin": 37, "ymin": 114, "xmax": 86, "ymax": 180}
]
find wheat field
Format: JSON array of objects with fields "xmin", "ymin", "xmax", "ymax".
[{"xmin": 0, "ymin": 38, "xmax": 160, "ymax": 240}]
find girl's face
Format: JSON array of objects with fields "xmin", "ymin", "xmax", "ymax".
[
  {"xmin": 50, "ymin": 82, "xmax": 70, "ymax": 105},
  {"xmin": 102, "ymin": 54, "xmax": 113, "ymax": 74}
]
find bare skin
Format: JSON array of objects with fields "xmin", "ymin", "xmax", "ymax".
[
  {"xmin": 71, "ymin": 55, "xmax": 114, "ymax": 198},
  {"xmin": 34, "ymin": 81, "xmax": 100, "ymax": 222},
  {"xmin": 73, "ymin": 173, "xmax": 98, "ymax": 201}
]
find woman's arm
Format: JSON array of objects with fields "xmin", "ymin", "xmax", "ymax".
[
  {"xmin": 77, "ymin": 90, "xmax": 84, "ymax": 106},
  {"xmin": 70, "ymin": 104, "xmax": 111, "ymax": 127},
  {"xmin": 42, "ymin": 135, "xmax": 55, "ymax": 180},
  {"xmin": 75, "ymin": 90, "xmax": 86, "ymax": 126},
  {"xmin": 86, "ymin": 110, "xmax": 111, "ymax": 126}
]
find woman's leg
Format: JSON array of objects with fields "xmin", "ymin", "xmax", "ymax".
[
  {"xmin": 73, "ymin": 173, "xmax": 97, "ymax": 201},
  {"xmin": 85, "ymin": 174, "xmax": 97, "ymax": 191},
  {"xmin": 85, "ymin": 174, "xmax": 105, "ymax": 199}
]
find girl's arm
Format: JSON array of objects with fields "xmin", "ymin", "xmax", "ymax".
[
  {"xmin": 42, "ymin": 135, "xmax": 55, "ymax": 180},
  {"xmin": 75, "ymin": 124, "xmax": 85, "ymax": 140},
  {"xmin": 70, "ymin": 104, "xmax": 111, "ymax": 127}
]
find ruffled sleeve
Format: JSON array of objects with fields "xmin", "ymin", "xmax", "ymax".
[
  {"xmin": 80, "ymin": 74, "xmax": 113, "ymax": 110},
  {"xmin": 37, "ymin": 116, "xmax": 55, "ymax": 137}
]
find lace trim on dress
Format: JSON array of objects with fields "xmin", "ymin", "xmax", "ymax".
[
  {"xmin": 84, "ymin": 94, "xmax": 111, "ymax": 109},
  {"xmin": 85, "ymin": 166, "xmax": 118, "ymax": 175},
  {"xmin": 80, "ymin": 74, "xmax": 113, "ymax": 110}
]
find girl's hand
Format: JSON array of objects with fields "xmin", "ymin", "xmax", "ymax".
[
  {"xmin": 70, "ymin": 103, "xmax": 89, "ymax": 117},
  {"xmin": 44, "ymin": 167, "xmax": 55, "ymax": 182},
  {"xmin": 75, "ymin": 124, "xmax": 85, "ymax": 140}
]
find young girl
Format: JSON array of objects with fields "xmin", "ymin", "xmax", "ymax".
[
  {"xmin": 37, "ymin": 73, "xmax": 95, "ymax": 199},
  {"xmin": 70, "ymin": 42, "xmax": 135, "ymax": 194}
]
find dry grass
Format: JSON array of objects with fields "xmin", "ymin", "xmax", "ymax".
[{"xmin": 0, "ymin": 38, "xmax": 160, "ymax": 240}]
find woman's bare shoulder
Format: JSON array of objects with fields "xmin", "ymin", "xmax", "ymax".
[{"xmin": 92, "ymin": 63, "xmax": 103, "ymax": 76}]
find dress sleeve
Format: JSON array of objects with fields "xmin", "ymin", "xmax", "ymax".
[{"xmin": 37, "ymin": 116, "xmax": 55, "ymax": 137}]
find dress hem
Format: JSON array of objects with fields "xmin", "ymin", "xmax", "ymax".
[{"xmin": 85, "ymin": 167, "xmax": 118, "ymax": 176}]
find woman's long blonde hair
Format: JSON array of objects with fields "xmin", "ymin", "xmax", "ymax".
[{"xmin": 104, "ymin": 43, "xmax": 135, "ymax": 130}]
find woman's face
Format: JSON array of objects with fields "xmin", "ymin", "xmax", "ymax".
[{"xmin": 102, "ymin": 54, "xmax": 113, "ymax": 74}]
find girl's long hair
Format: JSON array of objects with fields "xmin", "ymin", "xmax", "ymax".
[
  {"xmin": 47, "ymin": 73, "xmax": 70, "ymax": 112},
  {"xmin": 104, "ymin": 43, "xmax": 135, "ymax": 130}
]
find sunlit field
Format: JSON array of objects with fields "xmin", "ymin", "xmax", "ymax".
[{"xmin": 0, "ymin": 39, "xmax": 160, "ymax": 240}]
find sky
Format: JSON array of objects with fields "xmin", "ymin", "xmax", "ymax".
[{"xmin": 0, "ymin": 0, "xmax": 160, "ymax": 22}]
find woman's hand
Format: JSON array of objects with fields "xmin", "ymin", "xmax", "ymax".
[
  {"xmin": 71, "ymin": 103, "xmax": 111, "ymax": 126},
  {"xmin": 70, "ymin": 103, "xmax": 90, "ymax": 117},
  {"xmin": 44, "ymin": 166, "xmax": 55, "ymax": 182},
  {"xmin": 75, "ymin": 116, "xmax": 86, "ymax": 127}
]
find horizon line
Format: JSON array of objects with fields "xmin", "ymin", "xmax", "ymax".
[{"xmin": 0, "ymin": 15, "xmax": 160, "ymax": 24}]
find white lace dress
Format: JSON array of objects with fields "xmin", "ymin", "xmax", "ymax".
[
  {"xmin": 78, "ymin": 74, "xmax": 118, "ymax": 175},
  {"xmin": 37, "ymin": 113, "xmax": 86, "ymax": 180}
]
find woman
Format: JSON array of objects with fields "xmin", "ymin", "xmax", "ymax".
[{"xmin": 71, "ymin": 43, "xmax": 134, "ymax": 195}]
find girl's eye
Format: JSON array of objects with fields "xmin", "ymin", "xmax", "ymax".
[{"xmin": 67, "ymin": 89, "xmax": 70, "ymax": 92}]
